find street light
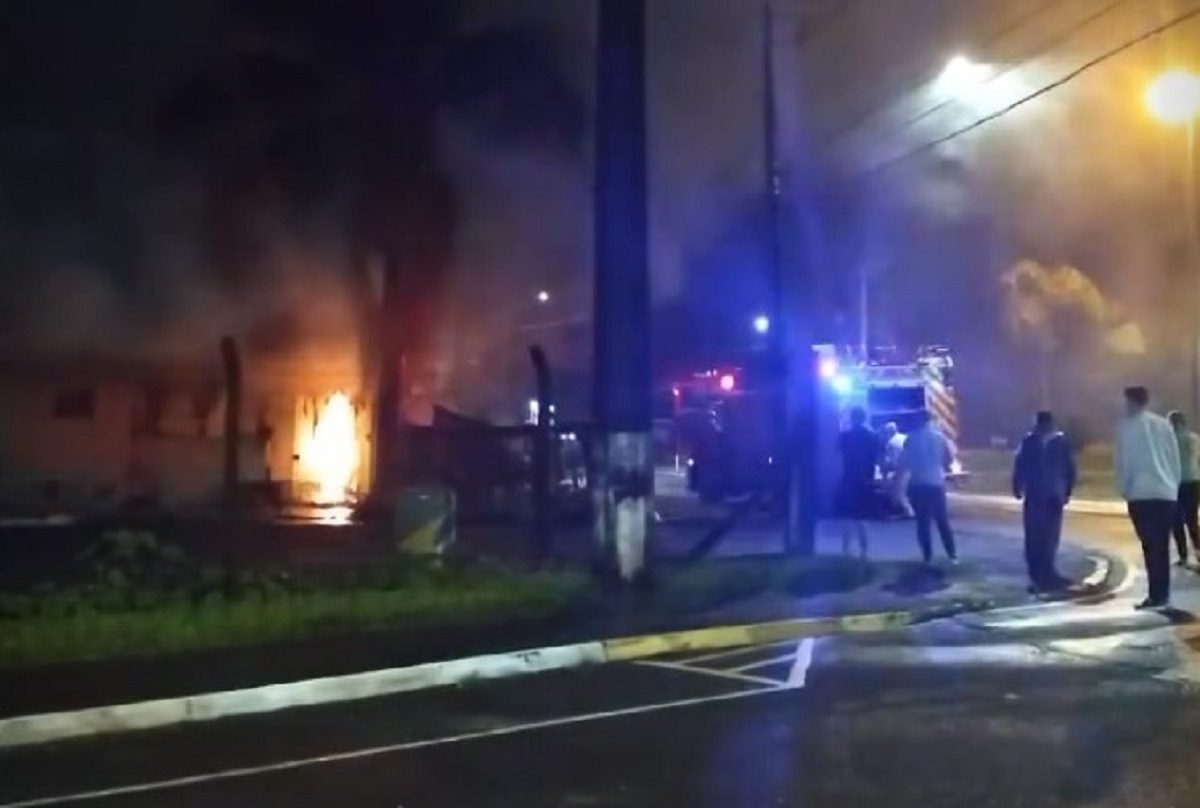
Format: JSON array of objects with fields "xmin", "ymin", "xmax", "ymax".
[
  {"xmin": 934, "ymin": 54, "xmax": 991, "ymax": 102},
  {"xmin": 1146, "ymin": 70, "xmax": 1200, "ymax": 125},
  {"xmin": 1146, "ymin": 69, "xmax": 1200, "ymax": 414},
  {"xmin": 535, "ymin": 289, "xmax": 551, "ymax": 304}
]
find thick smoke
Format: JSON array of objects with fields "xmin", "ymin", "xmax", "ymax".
[
  {"xmin": 0, "ymin": 0, "xmax": 592, "ymax": 426},
  {"xmin": 787, "ymin": 0, "xmax": 1200, "ymax": 442}
]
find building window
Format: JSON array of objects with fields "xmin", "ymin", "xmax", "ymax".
[{"xmin": 52, "ymin": 389, "xmax": 96, "ymax": 419}]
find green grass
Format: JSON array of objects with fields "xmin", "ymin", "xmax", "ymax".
[
  {"xmin": 0, "ymin": 552, "xmax": 873, "ymax": 670},
  {"xmin": 0, "ymin": 569, "xmax": 590, "ymax": 669}
]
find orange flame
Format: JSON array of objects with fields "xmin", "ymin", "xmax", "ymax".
[{"xmin": 300, "ymin": 392, "xmax": 360, "ymax": 505}]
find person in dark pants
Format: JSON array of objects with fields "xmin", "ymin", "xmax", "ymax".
[
  {"xmin": 1167, "ymin": 410, "xmax": 1200, "ymax": 566},
  {"xmin": 899, "ymin": 410, "xmax": 958, "ymax": 565},
  {"xmin": 1013, "ymin": 411, "xmax": 1076, "ymax": 593},
  {"xmin": 1115, "ymin": 387, "xmax": 1181, "ymax": 609},
  {"xmin": 836, "ymin": 407, "xmax": 880, "ymax": 558}
]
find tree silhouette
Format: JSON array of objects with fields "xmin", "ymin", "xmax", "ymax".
[{"xmin": 1000, "ymin": 259, "xmax": 1143, "ymax": 407}]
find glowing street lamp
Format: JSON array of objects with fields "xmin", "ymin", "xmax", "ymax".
[
  {"xmin": 934, "ymin": 54, "xmax": 991, "ymax": 102},
  {"xmin": 1146, "ymin": 69, "xmax": 1200, "ymax": 125},
  {"xmin": 535, "ymin": 289, "xmax": 551, "ymax": 304},
  {"xmin": 1146, "ymin": 69, "xmax": 1200, "ymax": 414}
]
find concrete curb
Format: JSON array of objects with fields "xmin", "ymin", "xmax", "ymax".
[
  {"xmin": 951, "ymin": 492, "xmax": 1125, "ymax": 517},
  {"xmin": 0, "ymin": 557, "xmax": 1113, "ymax": 750}
]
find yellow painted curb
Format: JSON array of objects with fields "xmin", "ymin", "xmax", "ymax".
[{"xmin": 602, "ymin": 609, "xmax": 918, "ymax": 662}]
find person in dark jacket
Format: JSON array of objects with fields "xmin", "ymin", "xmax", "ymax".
[
  {"xmin": 836, "ymin": 406, "xmax": 880, "ymax": 559},
  {"xmin": 1013, "ymin": 411, "xmax": 1077, "ymax": 592}
]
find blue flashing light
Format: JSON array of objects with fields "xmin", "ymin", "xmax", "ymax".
[
  {"xmin": 752, "ymin": 314, "xmax": 771, "ymax": 334},
  {"xmin": 818, "ymin": 357, "xmax": 839, "ymax": 380}
]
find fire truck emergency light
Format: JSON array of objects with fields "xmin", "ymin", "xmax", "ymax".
[
  {"xmin": 718, "ymin": 373, "xmax": 736, "ymax": 392},
  {"xmin": 831, "ymin": 374, "xmax": 854, "ymax": 396}
]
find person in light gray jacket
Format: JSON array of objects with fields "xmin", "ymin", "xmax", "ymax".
[{"xmin": 1115, "ymin": 386, "xmax": 1181, "ymax": 609}]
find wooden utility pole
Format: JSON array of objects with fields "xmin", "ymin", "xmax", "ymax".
[{"xmin": 593, "ymin": 0, "xmax": 652, "ymax": 582}]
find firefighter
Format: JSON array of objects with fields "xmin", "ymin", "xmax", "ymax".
[
  {"xmin": 898, "ymin": 410, "xmax": 958, "ymax": 565},
  {"xmin": 1012, "ymin": 411, "xmax": 1076, "ymax": 593}
]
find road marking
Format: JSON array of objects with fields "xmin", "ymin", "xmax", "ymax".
[
  {"xmin": 633, "ymin": 659, "xmax": 783, "ymax": 688},
  {"xmin": 728, "ymin": 653, "xmax": 798, "ymax": 674},
  {"xmin": 1081, "ymin": 555, "xmax": 1111, "ymax": 589},
  {"xmin": 0, "ymin": 687, "xmax": 781, "ymax": 808},
  {"xmin": 787, "ymin": 639, "xmax": 815, "ymax": 688}
]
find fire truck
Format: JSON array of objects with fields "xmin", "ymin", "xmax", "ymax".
[{"xmin": 670, "ymin": 346, "xmax": 964, "ymax": 503}]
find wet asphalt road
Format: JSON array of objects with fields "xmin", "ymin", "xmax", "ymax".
[{"xmin": 2, "ymin": 509, "xmax": 1200, "ymax": 807}]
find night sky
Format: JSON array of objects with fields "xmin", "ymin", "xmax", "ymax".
[{"xmin": 5, "ymin": 0, "xmax": 1197, "ymax": 436}]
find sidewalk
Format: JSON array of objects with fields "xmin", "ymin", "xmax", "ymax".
[
  {"xmin": 656, "ymin": 511, "xmax": 1101, "ymax": 622},
  {"xmin": 0, "ymin": 512, "xmax": 1106, "ymax": 724},
  {"xmin": 951, "ymin": 491, "xmax": 1125, "ymax": 516}
]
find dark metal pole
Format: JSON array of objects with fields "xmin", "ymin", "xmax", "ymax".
[
  {"xmin": 762, "ymin": 2, "xmax": 816, "ymax": 555},
  {"xmin": 594, "ymin": 0, "xmax": 652, "ymax": 582},
  {"xmin": 373, "ymin": 253, "xmax": 403, "ymax": 495},
  {"xmin": 219, "ymin": 336, "xmax": 242, "ymax": 511},
  {"xmin": 762, "ymin": 3, "xmax": 789, "ymax": 550},
  {"xmin": 1187, "ymin": 119, "xmax": 1198, "ymax": 418},
  {"xmin": 529, "ymin": 345, "xmax": 554, "ymax": 564}
]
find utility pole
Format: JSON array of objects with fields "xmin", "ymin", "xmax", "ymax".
[
  {"xmin": 220, "ymin": 336, "xmax": 242, "ymax": 513},
  {"xmin": 1187, "ymin": 119, "xmax": 1199, "ymax": 418},
  {"xmin": 593, "ymin": 0, "xmax": 652, "ymax": 583},
  {"xmin": 763, "ymin": 1, "xmax": 816, "ymax": 555},
  {"xmin": 762, "ymin": 3, "xmax": 788, "ymax": 549},
  {"xmin": 858, "ymin": 263, "xmax": 869, "ymax": 357}
]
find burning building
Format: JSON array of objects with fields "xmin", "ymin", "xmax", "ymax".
[{"xmin": 0, "ymin": 342, "xmax": 376, "ymax": 516}]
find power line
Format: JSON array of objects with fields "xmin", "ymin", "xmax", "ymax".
[
  {"xmin": 864, "ymin": 0, "xmax": 1131, "ymax": 153},
  {"xmin": 813, "ymin": 0, "xmax": 1075, "ymax": 152},
  {"xmin": 862, "ymin": 1, "xmax": 1200, "ymax": 179}
]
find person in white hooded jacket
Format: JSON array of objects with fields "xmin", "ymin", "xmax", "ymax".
[{"xmin": 1115, "ymin": 386, "xmax": 1181, "ymax": 609}]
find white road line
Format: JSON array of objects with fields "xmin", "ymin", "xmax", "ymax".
[
  {"xmin": 787, "ymin": 639, "xmax": 815, "ymax": 688},
  {"xmin": 1081, "ymin": 555, "xmax": 1111, "ymax": 589},
  {"xmin": 633, "ymin": 659, "xmax": 783, "ymax": 688},
  {"xmin": 727, "ymin": 653, "xmax": 798, "ymax": 674},
  {"xmin": 0, "ymin": 687, "xmax": 781, "ymax": 808}
]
